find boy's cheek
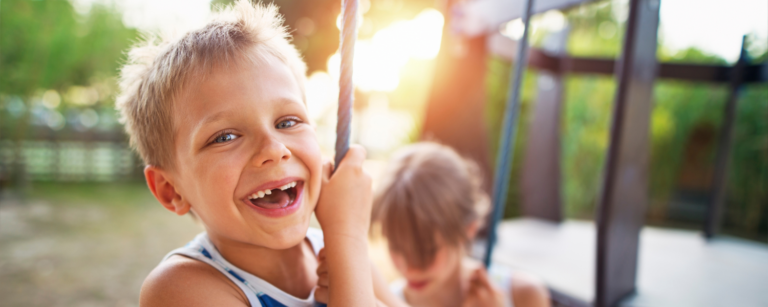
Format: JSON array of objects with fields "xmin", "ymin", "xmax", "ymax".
[
  {"xmin": 177, "ymin": 154, "xmax": 242, "ymax": 208},
  {"xmin": 300, "ymin": 139, "xmax": 324, "ymax": 207}
]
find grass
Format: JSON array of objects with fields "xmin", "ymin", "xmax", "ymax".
[{"xmin": 22, "ymin": 181, "xmax": 155, "ymax": 208}]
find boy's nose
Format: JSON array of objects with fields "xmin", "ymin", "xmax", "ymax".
[{"xmin": 252, "ymin": 136, "xmax": 291, "ymax": 167}]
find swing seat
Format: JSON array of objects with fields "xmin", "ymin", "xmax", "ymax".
[{"xmin": 491, "ymin": 218, "xmax": 768, "ymax": 306}]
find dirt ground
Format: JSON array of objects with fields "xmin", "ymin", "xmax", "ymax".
[
  {"xmin": 0, "ymin": 183, "xmax": 202, "ymax": 307},
  {"xmin": 0, "ymin": 182, "xmax": 398, "ymax": 307}
]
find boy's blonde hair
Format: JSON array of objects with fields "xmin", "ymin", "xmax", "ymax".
[
  {"xmin": 372, "ymin": 142, "xmax": 489, "ymax": 269},
  {"xmin": 116, "ymin": 0, "xmax": 307, "ymax": 169}
]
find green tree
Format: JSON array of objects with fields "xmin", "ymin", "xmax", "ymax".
[{"xmin": 0, "ymin": 0, "xmax": 136, "ymax": 96}]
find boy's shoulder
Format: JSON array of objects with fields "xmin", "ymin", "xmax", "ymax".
[{"xmin": 139, "ymin": 255, "xmax": 249, "ymax": 307}]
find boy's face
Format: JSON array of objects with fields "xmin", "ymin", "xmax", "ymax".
[{"xmin": 168, "ymin": 55, "xmax": 322, "ymax": 250}]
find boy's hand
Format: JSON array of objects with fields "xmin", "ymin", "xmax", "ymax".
[
  {"xmin": 462, "ymin": 267, "xmax": 505, "ymax": 307},
  {"xmin": 315, "ymin": 145, "xmax": 372, "ymax": 238},
  {"xmin": 314, "ymin": 248, "xmax": 329, "ymax": 304}
]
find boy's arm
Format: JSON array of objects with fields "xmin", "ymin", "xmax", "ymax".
[
  {"xmin": 316, "ymin": 254, "xmax": 410, "ymax": 307},
  {"xmin": 315, "ymin": 145, "xmax": 377, "ymax": 307},
  {"xmin": 323, "ymin": 232, "xmax": 376, "ymax": 306}
]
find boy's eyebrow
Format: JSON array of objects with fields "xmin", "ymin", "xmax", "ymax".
[
  {"xmin": 190, "ymin": 110, "xmax": 232, "ymax": 142},
  {"xmin": 199, "ymin": 111, "xmax": 229, "ymax": 127},
  {"xmin": 192, "ymin": 111, "xmax": 227, "ymax": 134}
]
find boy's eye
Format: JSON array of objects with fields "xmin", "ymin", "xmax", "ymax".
[
  {"xmin": 213, "ymin": 133, "xmax": 238, "ymax": 144},
  {"xmin": 276, "ymin": 118, "xmax": 298, "ymax": 129}
]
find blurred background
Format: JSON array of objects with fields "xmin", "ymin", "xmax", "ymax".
[{"xmin": 0, "ymin": 0, "xmax": 766, "ymax": 306}]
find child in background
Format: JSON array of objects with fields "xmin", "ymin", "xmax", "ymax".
[
  {"xmin": 372, "ymin": 142, "xmax": 550, "ymax": 307},
  {"xmin": 116, "ymin": 1, "xmax": 402, "ymax": 306}
]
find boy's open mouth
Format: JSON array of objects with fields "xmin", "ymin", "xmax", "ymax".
[{"xmin": 247, "ymin": 180, "xmax": 301, "ymax": 210}]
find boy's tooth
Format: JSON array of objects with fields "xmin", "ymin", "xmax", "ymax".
[
  {"xmin": 258, "ymin": 191, "xmax": 265, "ymax": 198},
  {"xmin": 264, "ymin": 189, "xmax": 271, "ymax": 195},
  {"xmin": 291, "ymin": 182, "xmax": 296, "ymax": 188}
]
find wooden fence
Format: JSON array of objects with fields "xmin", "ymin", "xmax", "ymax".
[{"xmin": 0, "ymin": 128, "xmax": 142, "ymax": 183}]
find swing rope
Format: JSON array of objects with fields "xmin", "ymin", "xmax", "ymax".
[
  {"xmin": 483, "ymin": 0, "xmax": 535, "ymax": 268},
  {"xmin": 334, "ymin": 0, "xmax": 359, "ymax": 171}
]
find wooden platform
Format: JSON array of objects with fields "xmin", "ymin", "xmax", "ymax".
[{"xmin": 491, "ymin": 219, "xmax": 768, "ymax": 307}]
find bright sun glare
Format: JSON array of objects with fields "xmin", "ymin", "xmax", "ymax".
[{"xmin": 327, "ymin": 9, "xmax": 445, "ymax": 93}]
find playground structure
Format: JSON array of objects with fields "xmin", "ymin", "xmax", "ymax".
[{"xmin": 415, "ymin": 0, "xmax": 768, "ymax": 306}]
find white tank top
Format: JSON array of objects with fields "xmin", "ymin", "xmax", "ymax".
[
  {"xmin": 389, "ymin": 263, "xmax": 515, "ymax": 307},
  {"xmin": 163, "ymin": 228, "xmax": 326, "ymax": 307}
]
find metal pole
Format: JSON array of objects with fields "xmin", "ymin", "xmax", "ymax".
[
  {"xmin": 483, "ymin": 0, "xmax": 535, "ymax": 268},
  {"xmin": 334, "ymin": 0, "xmax": 358, "ymax": 171},
  {"xmin": 704, "ymin": 36, "xmax": 748, "ymax": 239}
]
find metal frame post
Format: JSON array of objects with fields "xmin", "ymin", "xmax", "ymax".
[
  {"xmin": 594, "ymin": 0, "xmax": 659, "ymax": 306},
  {"xmin": 521, "ymin": 27, "xmax": 570, "ymax": 223}
]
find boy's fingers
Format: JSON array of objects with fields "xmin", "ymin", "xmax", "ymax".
[
  {"xmin": 318, "ymin": 247, "xmax": 326, "ymax": 261},
  {"xmin": 322, "ymin": 159, "xmax": 333, "ymax": 182},
  {"xmin": 314, "ymin": 285, "xmax": 329, "ymax": 304},
  {"xmin": 317, "ymin": 272, "xmax": 329, "ymax": 287},
  {"xmin": 337, "ymin": 145, "xmax": 367, "ymax": 170},
  {"xmin": 316, "ymin": 260, "xmax": 327, "ymax": 275}
]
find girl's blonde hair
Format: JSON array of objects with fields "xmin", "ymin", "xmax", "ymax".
[
  {"xmin": 116, "ymin": 0, "xmax": 307, "ymax": 169},
  {"xmin": 373, "ymin": 142, "xmax": 489, "ymax": 269}
]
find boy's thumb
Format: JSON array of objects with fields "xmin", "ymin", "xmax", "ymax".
[{"xmin": 338, "ymin": 144, "xmax": 367, "ymax": 169}]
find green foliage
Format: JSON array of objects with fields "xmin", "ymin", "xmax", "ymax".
[
  {"xmin": 658, "ymin": 47, "xmax": 729, "ymax": 65},
  {"xmin": 484, "ymin": 58, "xmax": 533, "ymax": 218},
  {"xmin": 725, "ymin": 84, "xmax": 768, "ymax": 236},
  {"xmin": 0, "ymin": 0, "xmax": 138, "ymax": 143},
  {"xmin": 561, "ymin": 76, "xmax": 616, "ymax": 217},
  {"xmin": 0, "ymin": 0, "xmax": 137, "ymax": 97}
]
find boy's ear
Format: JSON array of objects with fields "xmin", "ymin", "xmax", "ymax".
[{"xmin": 144, "ymin": 165, "xmax": 191, "ymax": 216}]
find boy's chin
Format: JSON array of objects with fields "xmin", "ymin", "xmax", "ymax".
[{"xmin": 255, "ymin": 219, "xmax": 312, "ymax": 250}]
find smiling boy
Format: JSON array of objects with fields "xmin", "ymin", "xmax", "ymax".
[{"xmin": 116, "ymin": 1, "xmax": 398, "ymax": 306}]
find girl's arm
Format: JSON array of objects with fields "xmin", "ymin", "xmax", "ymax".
[
  {"xmin": 509, "ymin": 272, "xmax": 550, "ymax": 307},
  {"xmin": 372, "ymin": 262, "xmax": 410, "ymax": 307}
]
